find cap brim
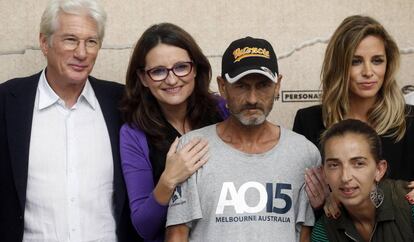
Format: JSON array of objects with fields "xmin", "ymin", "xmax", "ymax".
[{"xmin": 224, "ymin": 66, "xmax": 278, "ymax": 84}]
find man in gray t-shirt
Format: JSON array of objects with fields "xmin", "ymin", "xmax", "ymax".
[{"xmin": 166, "ymin": 37, "xmax": 321, "ymax": 242}]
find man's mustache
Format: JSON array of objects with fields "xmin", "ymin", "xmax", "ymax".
[{"xmin": 240, "ymin": 104, "xmax": 264, "ymax": 112}]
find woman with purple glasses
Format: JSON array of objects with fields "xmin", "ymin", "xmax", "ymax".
[{"xmin": 119, "ymin": 23, "xmax": 228, "ymax": 242}]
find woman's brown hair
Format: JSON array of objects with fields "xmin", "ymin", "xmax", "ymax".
[{"xmin": 120, "ymin": 23, "xmax": 221, "ymax": 146}]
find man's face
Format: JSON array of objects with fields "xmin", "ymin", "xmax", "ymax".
[
  {"xmin": 218, "ymin": 74, "xmax": 279, "ymax": 126},
  {"xmin": 40, "ymin": 12, "xmax": 101, "ymax": 87}
]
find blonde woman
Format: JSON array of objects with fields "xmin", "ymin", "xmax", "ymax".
[{"xmin": 293, "ymin": 15, "xmax": 414, "ymax": 211}]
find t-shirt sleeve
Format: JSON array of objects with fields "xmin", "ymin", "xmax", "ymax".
[
  {"xmin": 295, "ymin": 138, "xmax": 321, "ymax": 229},
  {"xmin": 165, "ymin": 170, "xmax": 202, "ymax": 227},
  {"xmin": 309, "ymin": 140, "xmax": 322, "ymax": 167},
  {"xmin": 295, "ymin": 183, "xmax": 315, "ymax": 228},
  {"xmin": 165, "ymin": 136, "xmax": 203, "ymax": 227}
]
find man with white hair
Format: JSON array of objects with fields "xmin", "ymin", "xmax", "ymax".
[
  {"xmin": 0, "ymin": 0, "xmax": 140, "ymax": 241},
  {"xmin": 165, "ymin": 37, "xmax": 320, "ymax": 241}
]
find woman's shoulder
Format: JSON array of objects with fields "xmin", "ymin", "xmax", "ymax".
[
  {"xmin": 293, "ymin": 104, "xmax": 325, "ymax": 143},
  {"xmin": 379, "ymin": 179, "xmax": 414, "ymax": 239},
  {"xmin": 120, "ymin": 123, "xmax": 148, "ymax": 143},
  {"xmin": 296, "ymin": 104, "xmax": 322, "ymax": 116},
  {"xmin": 380, "ymin": 179, "xmax": 410, "ymax": 196},
  {"xmin": 380, "ymin": 179, "xmax": 412, "ymax": 216},
  {"xmin": 212, "ymin": 94, "xmax": 229, "ymax": 120}
]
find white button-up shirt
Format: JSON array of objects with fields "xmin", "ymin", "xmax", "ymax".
[
  {"xmin": 23, "ymin": 70, "xmax": 117, "ymax": 242},
  {"xmin": 405, "ymin": 92, "xmax": 414, "ymax": 105}
]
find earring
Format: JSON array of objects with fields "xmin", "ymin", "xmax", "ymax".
[{"xmin": 370, "ymin": 182, "xmax": 384, "ymax": 208}]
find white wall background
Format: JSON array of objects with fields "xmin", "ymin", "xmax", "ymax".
[{"xmin": 1, "ymin": 0, "xmax": 413, "ymax": 128}]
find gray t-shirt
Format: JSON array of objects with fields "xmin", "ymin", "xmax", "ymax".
[{"xmin": 166, "ymin": 124, "xmax": 321, "ymax": 242}]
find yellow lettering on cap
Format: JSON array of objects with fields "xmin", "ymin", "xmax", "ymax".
[{"xmin": 232, "ymin": 47, "xmax": 270, "ymax": 62}]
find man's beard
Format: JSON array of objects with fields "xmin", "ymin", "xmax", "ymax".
[
  {"xmin": 235, "ymin": 112, "xmax": 266, "ymax": 126},
  {"xmin": 230, "ymin": 103, "xmax": 271, "ymax": 126}
]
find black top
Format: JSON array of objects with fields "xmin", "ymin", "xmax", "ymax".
[
  {"xmin": 148, "ymin": 102, "xmax": 225, "ymax": 184},
  {"xmin": 293, "ymin": 104, "xmax": 414, "ymax": 180},
  {"xmin": 148, "ymin": 121, "xmax": 181, "ymax": 184}
]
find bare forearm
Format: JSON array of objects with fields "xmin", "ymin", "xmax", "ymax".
[
  {"xmin": 300, "ymin": 226, "xmax": 311, "ymax": 242},
  {"xmin": 165, "ymin": 224, "xmax": 189, "ymax": 242}
]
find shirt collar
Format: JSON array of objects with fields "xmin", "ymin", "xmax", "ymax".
[
  {"xmin": 38, "ymin": 69, "xmax": 96, "ymax": 110},
  {"xmin": 38, "ymin": 69, "xmax": 59, "ymax": 110},
  {"xmin": 79, "ymin": 80, "xmax": 97, "ymax": 110}
]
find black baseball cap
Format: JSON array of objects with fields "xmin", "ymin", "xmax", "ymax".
[{"xmin": 221, "ymin": 36, "xmax": 278, "ymax": 83}]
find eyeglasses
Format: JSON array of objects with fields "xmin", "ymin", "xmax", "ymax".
[
  {"xmin": 143, "ymin": 61, "xmax": 193, "ymax": 82},
  {"xmin": 60, "ymin": 35, "xmax": 101, "ymax": 52}
]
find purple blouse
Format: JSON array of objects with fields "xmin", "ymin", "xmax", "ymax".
[{"xmin": 120, "ymin": 98, "xmax": 228, "ymax": 242}]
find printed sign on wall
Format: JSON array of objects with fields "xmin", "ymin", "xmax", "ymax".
[{"xmin": 281, "ymin": 90, "xmax": 322, "ymax": 103}]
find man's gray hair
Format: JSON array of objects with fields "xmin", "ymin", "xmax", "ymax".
[{"xmin": 40, "ymin": 0, "xmax": 107, "ymax": 43}]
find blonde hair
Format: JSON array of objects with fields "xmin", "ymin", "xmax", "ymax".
[{"xmin": 321, "ymin": 15, "xmax": 406, "ymax": 141}]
